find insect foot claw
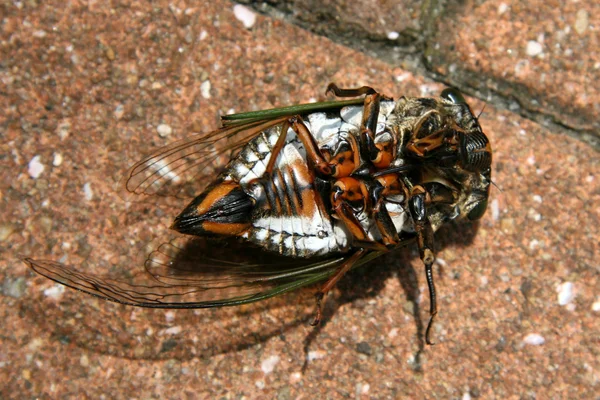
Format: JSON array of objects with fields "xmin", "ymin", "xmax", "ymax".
[
  {"xmin": 425, "ymin": 312, "xmax": 437, "ymax": 345},
  {"xmin": 310, "ymin": 292, "xmax": 324, "ymax": 326}
]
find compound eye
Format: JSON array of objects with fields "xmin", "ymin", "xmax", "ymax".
[
  {"xmin": 467, "ymin": 199, "xmax": 488, "ymax": 221},
  {"xmin": 441, "ymin": 88, "xmax": 467, "ymax": 104}
]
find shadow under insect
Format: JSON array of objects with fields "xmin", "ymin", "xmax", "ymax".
[{"xmin": 22, "ymin": 220, "xmax": 479, "ymax": 362}]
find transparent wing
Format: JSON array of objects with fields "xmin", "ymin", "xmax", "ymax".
[
  {"xmin": 120, "ymin": 117, "xmax": 289, "ymax": 202},
  {"xmin": 25, "ymin": 237, "xmax": 384, "ymax": 308}
]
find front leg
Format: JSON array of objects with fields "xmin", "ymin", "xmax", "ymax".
[
  {"xmin": 267, "ymin": 116, "xmax": 361, "ymax": 178},
  {"xmin": 327, "ymin": 83, "xmax": 396, "ymax": 169},
  {"xmin": 325, "ymin": 82, "xmax": 377, "ymax": 97},
  {"xmin": 408, "ymin": 184, "xmax": 438, "ymax": 345}
]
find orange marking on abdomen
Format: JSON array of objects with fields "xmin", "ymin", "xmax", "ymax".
[
  {"xmin": 201, "ymin": 221, "xmax": 250, "ymax": 236},
  {"xmin": 196, "ymin": 182, "xmax": 239, "ymax": 215}
]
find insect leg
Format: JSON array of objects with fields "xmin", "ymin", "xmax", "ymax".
[
  {"xmin": 265, "ymin": 119, "xmax": 290, "ymax": 173},
  {"xmin": 408, "ymin": 184, "xmax": 438, "ymax": 345},
  {"xmin": 288, "ymin": 116, "xmax": 339, "ymax": 177},
  {"xmin": 311, "ymin": 248, "xmax": 367, "ymax": 326},
  {"xmin": 330, "ymin": 178, "xmax": 388, "ymax": 251},
  {"xmin": 370, "ymin": 185, "xmax": 400, "ymax": 247},
  {"xmin": 329, "ymin": 84, "xmax": 396, "ymax": 170},
  {"xmin": 325, "ymin": 82, "xmax": 377, "ymax": 97}
]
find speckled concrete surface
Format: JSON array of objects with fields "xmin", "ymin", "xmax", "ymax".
[
  {"xmin": 427, "ymin": 0, "xmax": 600, "ymax": 137},
  {"xmin": 1, "ymin": 1, "xmax": 598, "ymax": 399}
]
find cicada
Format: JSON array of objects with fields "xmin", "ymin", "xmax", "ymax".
[{"xmin": 26, "ymin": 84, "xmax": 491, "ymax": 344}]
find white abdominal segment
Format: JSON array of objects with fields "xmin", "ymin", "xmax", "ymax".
[{"xmin": 225, "ymin": 101, "xmax": 411, "ymax": 257}]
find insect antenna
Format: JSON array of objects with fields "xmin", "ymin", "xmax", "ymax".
[
  {"xmin": 476, "ymin": 104, "xmax": 487, "ymax": 120},
  {"xmin": 490, "ymin": 179, "xmax": 502, "ymax": 192}
]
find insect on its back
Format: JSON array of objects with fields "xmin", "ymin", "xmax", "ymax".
[{"xmin": 26, "ymin": 84, "xmax": 492, "ymax": 345}]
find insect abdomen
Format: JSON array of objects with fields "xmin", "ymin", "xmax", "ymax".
[
  {"xmin": 245, "ymin": 161, "xmax": 346, "ymax": 258},
  {"xmin": 171, "ymin": 181, "xmax": 254, "ymax": 236}
]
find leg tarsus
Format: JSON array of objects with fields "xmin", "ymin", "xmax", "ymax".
[
  {"xmin": 408, "ymin": 185, "xmax": 438, "ymax": 345},
  {"xmin": 424, "ymin": 259, "xmax": 438, "ymax": 345},
  {"xmin": 326, "ymin": 82, "xmax": 377, "ymax": 97},
  {"xmin": 311, "ymin": 292, "xmax": 324, "ymax": 326},
  {"xmin": 311, "ymin": 249, "xmax": 366, "ymax": 326}
]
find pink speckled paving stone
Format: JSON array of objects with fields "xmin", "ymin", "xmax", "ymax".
[{"xmin": 1, "ymin": 1, "xmax": 598, "ymax": 398}]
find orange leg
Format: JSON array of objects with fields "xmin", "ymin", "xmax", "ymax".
[
  {"xmin": 327, "ymin": 83, "xmax": 396, "ymax": 170},
  {"xmin": 311, "ymin": 249, "xmax": 367, "ymax": 326},
  {"xmin": 266, "ymin": 116, "xmax": 361, "ymax": 178}
]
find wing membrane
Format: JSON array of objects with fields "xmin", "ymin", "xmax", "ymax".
[
  {"xmin": 25, "ymin": 236, "xmax": 385, "ymax": 308},
  {"xmin": 121, "ymin": 98, "xmax": 366, "ymax": 203},
  {"xmin": 121, "ymin": 117, "xmax": 288, "ymax": 202}
]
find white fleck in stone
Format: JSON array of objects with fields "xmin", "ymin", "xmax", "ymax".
[
  {"xmin": 592, "ymin": 299, "xmax": 600, "ymax": 312},
  {"xmin": 83, "ymin": 182, "xmax": 93, "ymax": 201},
  {"xmin": 387, "ymin": 31, "xmax": 399, "ymax": 40},
  {"xmin": 526, "ymin": 41, "xmax": 543, "ymax": 57},
  {"xmin": 574, "ymin": 9, "xmax": 589, "ymax": 35},
  {"xmin": 557, "ymin": 282, "xmax": 575, "ymax": 306},
  {"xmin": 307, "ymin": 350, "xmax": 326, "ymax": 361},
  {"xmin": 529, "ymin": 239, "xmax": 539, "ymax": 250},
  {"xmin": 462, "ymin": 392, "xmax": 472, "ymax": 400},
  {"xmin": 162, "ymin": 326, "xmax": 182, "ymax": 335},
  {"xmin": 585, "ymin": 175, "xmax": 594, "ymax": 183},
  {"xmin": 519, "ymin": 129, "xmax": 526, "ymax": 136},
  {"xmin": 395, "ymin": 72, "xmax": 411, "ymax": 82},
  {"xmin": 157, "ymin": 123, "xmax": 172, "ymax": 137},
  {"xmin": 114, "ymin": 104, "xmax": 124, "ymax": 120},
  {"xmin": 360, "ymin": 383, "xmax": 370, "ymax": 394},
  {"xmin": 480, "ymin": 276, "xmax": 488, "ymax": 286},
  {"xmin": 536, "ymin": 33, "xmax": 545, "ymax": 44},
  {"xmin": 233, "ymin": 4, "xmax": 256, "ymax": 29},
  {"xmin": 52, "ymin": 152, "xmax": 63, "ymax": 167},
  {"xmin": 56, "ymin": 121, "xmax": 71, "ymax": 140},
  {"xmin": 200, "ymin": 80, "xmax": 211, "ymax": 99},
  {"xmin": 165, "ymin": 311, "xmax": 175, "ymax": 323},
  {"xmin": 289, "ymin": 372, "xmax": 302, "ymax": 384},
  {"xmin": 255, "ymin": 380, "xmax": 265, "ymax": 389},
  {"xmin": 435, "ymin": 258, "xmax": 447, "ymax": 267},
  {"xmin": 199, "ymin": 30, "xmax": 208, "ymax": 41},
  {"xmin": 419, "ymin": 84, "xmax": 437, "ymax": 96},
  {"xmin": 2, "ymin": 276, "xmax": 26, "ymax": 298},
  {"xmin": 523, "ymin": 333, "xmax": 545, "ymax": 345},
  {"xmin": 28, "ymin": 338, "xmax": 44, "ymax": 351},
  {"xmin": 33, "ymin": 30, "xmax": 47, "ymax": 38},
  {"xmin": 526, "ymin": 155, "xmax": 535, "ymax": 165},
  {"xmin": 261, "ymin": 355, "xmax": 280, "ymax": 374},
  {"xmin": 28, "ymin": 155, "xmax": 44, "ymax": 179},
  {"xmin": 80, "ymin": 354, "xmax": 89, "ymax": 367},
  {"xmin": 0, "ymin": 224, "xmax": 16, "ymax": 242},
  {"xmin": 498, "ymin": 3, "xmax": 508, "ymax": 14},
  {"xmin": 491, "ymin": 198, "xmax": 500, "ymax": 221},
  {"xmin": 43, "ymin": 284, "xmax": 65, "ymax": 299},
  {"xmin": 532, "ymin": 195, "xmax": 542, "ymax": 203},
  {"xmin": 388, "ymin": 328, "xmax": 399, "ymax": 338}
]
